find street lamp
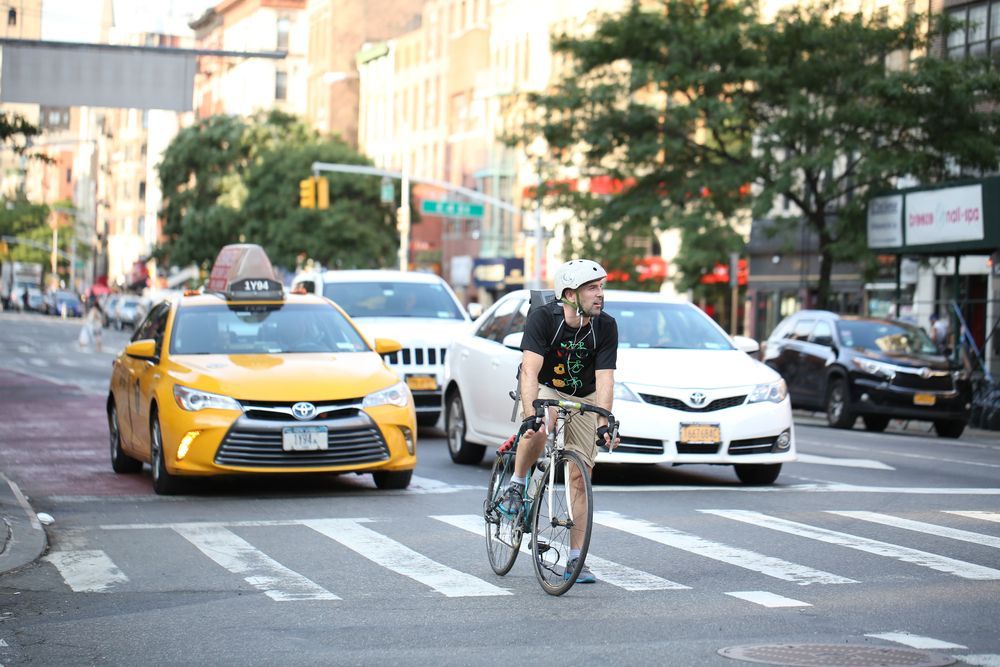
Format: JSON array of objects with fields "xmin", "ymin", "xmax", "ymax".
[{"xmin": 526, "ymin": 135, "xmax": 548, "ymax": 290}]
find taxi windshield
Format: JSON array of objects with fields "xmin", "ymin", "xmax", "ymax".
[
  {"xmin": 610, "ymin": 301, "xmax": 735, "ymax": 351},
  {"xmin": 322, "ymin": 281, "xmax": 464, "ymax": 319},
  {"xmin": 170, "ymin": 303, "xmax": 370, "ymax": 355}
]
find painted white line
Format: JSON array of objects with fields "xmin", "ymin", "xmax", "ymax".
[
  {"xmin": 795, "ymin": 454, "xmax": 894, "ymax": 470},
  {"xmin": 432, "ymin": 513, "xmax": 689, "ymax": 592},
  {"xmin": 947, "ymin": 511, "xmax": 1000, "ymax": 524},
  {"xmin": 725, "ymin": 591, "xmax": 811, "ymax": 608},
  {"xmin": 0, "ymin": 473, "xmax": 41, "ymax": 531},
  {"xmin": 804, "ymin": 442, "xmax": 1000, "ymax": 470},
  {"xmin": 303, "ymin": 518, "xmax": 510, "ymax": 598},
  {"xmin": 594, "ymin": 511, "xmax": 854, "ymax": 585},
  {"xmin": 172, "ymin": 524, "xmax": 339, "ymax": 601},
  {"xmin": 830, "ymin": 511, "xmax": 1000, "ymax": 549},
  {"xmin": 43, "ymin": 550, "xmax": 128, "ymax": 592},
  {"xmin": 705, "ymin": 510, "xmax": 1000, "ymax": 580},
  {"xmin": 954, "ymin": 654, "xmax": 1000, "ymax": 666},
  {"xmin": 407, "ymin": 475, "xmax": 481, "ymax": 494},
  {"xmin": 865, "ymin": 631, "xmax": 966, "ymax": 649},
  {"xmin": 593, "ymin": 483, "xmax": 1000, "ymax": 494}
]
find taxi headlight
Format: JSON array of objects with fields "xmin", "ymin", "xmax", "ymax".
[
  {"xmin": 614, "ymin": 382, "xmax": 640, "ymax": 402},
  {"xmin": 173, "ymin": 385, "xmax": 242, "ymax": 412},
  {"xmin": 363, "ymin": 381, "xmax": 411, "ymax": 408},
  {"xmin": 747, "ymin": 378, "xmax": 787, "ymax": 404}
]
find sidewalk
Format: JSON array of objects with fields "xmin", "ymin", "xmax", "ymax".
[{"xmin": 0, "ymin": 471, "xmax": 47, "ymax": 576}]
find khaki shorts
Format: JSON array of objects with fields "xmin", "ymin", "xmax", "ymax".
[{"xmin": 521, "ymin": 385, "xmax": 599, "ymax": 469}]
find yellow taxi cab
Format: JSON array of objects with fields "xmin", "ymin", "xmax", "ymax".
[{"xmin": 107, "ymin": 244, "xmax": 416, "ymax": 495}]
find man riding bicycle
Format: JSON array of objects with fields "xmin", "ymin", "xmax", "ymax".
[{"xmin": 501, "ymin": 259, "xmax": 619, "ymax": 583}]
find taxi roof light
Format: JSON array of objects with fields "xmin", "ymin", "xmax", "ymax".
[{"xmin": 206, "ymin": 244, "xmax": 284, "ymax": 301}]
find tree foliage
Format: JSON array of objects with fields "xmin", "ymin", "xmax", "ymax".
[
  {"xmin": 157, "ymin": 110, "xmax": 395, "ymax": 271},
  {"xmin": 524, "ymin": 0, "xmax": 1000, "ymax": 305},
  {"xmin": 0, "ymin": 112, "xmax": 45, "ymax": 161}
]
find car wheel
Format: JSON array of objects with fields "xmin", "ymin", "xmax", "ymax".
[
  {"xmin": 109, "ymin": 401, "xmax": 141, "ymax": 474},
  {"xmin": 372, "ymin": 469, "xmax": 412, "ymax": 490},
  {"xmin": 826, "ymin": 377, "xmax": 855, "ymax": 429},
  {"xmin": 934, "ymin": 419, "xmax": 966, "ymax": 439},
  {"xmin": 150, "ymin": 410, "xmax": 183, "ymax": 495},
  {"xmin": 734, "ymin": 463, "xmax": 782, "ymax": 485},
  {"xmin": 417, "ymin": 412, "xmax": 440, "ymax": 428},
  {"xmin": 445, "ymin": 391, "xmax": 486, "ymax": 465},
  {"xmin": 862, "ymin": 415, "xmax": 890, "ymax": 432}
]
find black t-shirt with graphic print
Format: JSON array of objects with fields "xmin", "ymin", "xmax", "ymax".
[{"xmin": 521, "ymin": 301, "xmax": 618, "ymax": 396}]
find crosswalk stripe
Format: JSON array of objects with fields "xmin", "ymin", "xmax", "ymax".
[
  {"xmin": 431, "ymin": 514, "xmax": 689, "ymax": 591},
  {"xmin": 865, "ymin": 631, "xmax": 967, "ymax": 649},
  {"xmin": 946, "ymin": 511, "xmax": 1000, "ymax": 524},
  {"xmin": 829, "ymin": 511, "xmax": 1000, "ymax": 549},
  {"xmin": 302, "ymin": 518, "xmax": 510, "ymax": 597},
  {"xmin": 704, "ymin": 510, "xmax": 1000, "ymax": 580},
  {"xmin": 172, "ymin": 524, "xmax": 339, "ymax": 601},
  {"xmin": 594, "ymin": 511, "xmax": 854, "ymax": 585},
  {"xmin": 725, "ymin": 591, "xmax": 811, "ymax": 608},
  {"xmin": 44, "ymin": 550, "xmax": 128, "ymax": 592}
]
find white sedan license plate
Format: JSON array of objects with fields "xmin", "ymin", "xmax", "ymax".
[
  {"xmin": 282, "ymin": 426, "xmax": 328, "ymax": 451},
  {"xmin": 680, "ymin": 423, "xmax": 721, "ymax": 444}
]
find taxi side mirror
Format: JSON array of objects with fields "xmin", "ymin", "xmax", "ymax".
[
  {"xmin": 374, "ymin": 338, "xmax": 402, "ymax": 355},
  {"xmin": 125, "ymin": 339, "xmax": 157, "ymax": 361}
]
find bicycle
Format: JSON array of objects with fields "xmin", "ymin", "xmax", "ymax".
[{"xmin": 483, "ymin": 398, "xmax": 619, "ymax": 596}]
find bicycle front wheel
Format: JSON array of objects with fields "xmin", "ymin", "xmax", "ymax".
[
  {"xmin": 484, "ymin": 452, "xmax": 522, "ymax": 575},
  {"xmin": 530, "ymin": 450, "xmax": 593, "ymax": 596}
]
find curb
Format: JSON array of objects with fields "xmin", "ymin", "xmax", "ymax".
[{"xmin": 0, "ymin": 472, "xmax": 47, "ymax": 576}]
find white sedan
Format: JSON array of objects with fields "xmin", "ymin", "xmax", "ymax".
[{"xmin": 442, "ymin": 289, "xmax": 796, "ymax": 485}]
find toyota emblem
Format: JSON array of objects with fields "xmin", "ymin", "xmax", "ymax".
[
  {"xmin": 291, "ymin": 402, "xmax": 317, "ymax": 420},
  {"xmin": 689, "ymin": 392, "xmax": 707, "ymax": 406}
]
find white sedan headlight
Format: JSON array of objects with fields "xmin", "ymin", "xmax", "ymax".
[
  {"xmin": 173, "ymin": 384, "xmax": 242, "ymax": 412},
  {"xmin": 614, "ymin": 382, "xmax": 640, "ymax": 402},
  {"xmin": 747, "ymin": 378, "xmax": 787, "ymax": 404},
  {"xmin": 363, "ymin": 381, "xmax": 411, "ymax": 408}
]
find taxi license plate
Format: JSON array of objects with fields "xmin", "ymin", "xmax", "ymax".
[
  {"xmin": 913, "ymin": 393, "xmax": 936, "ymax": 406},
  {"xmin": 406, "ymin": 375, "xmax": 437, "ymax": 391},
  {"xmin": 282, "ymin": 426, "xmax": 328, "ymax": 451},
  {"xmin": 680, "ymin": 423, "xmax": 721, "ymax": 444}
]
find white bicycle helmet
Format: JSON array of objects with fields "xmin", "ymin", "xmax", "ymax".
[{"xmin": 552, "ymin": 259, "xmax": 607, "ymax": 299}]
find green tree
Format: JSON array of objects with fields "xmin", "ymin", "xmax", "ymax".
[
  {"xmin": 0, "ymin": 112, "xmax": 44, "ymax": 161},
  {"xmin": 241, "ymin": 139, "xmax": 397, "ymax": 270},
  {"xmin": 525, "ymin": 0, "xmax": 1000, "ymax": 307}
]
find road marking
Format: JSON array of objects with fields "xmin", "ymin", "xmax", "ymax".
[
  {"xmin": 725, "ymin": 591, "xmax": 811, "ymax": 608},
  {"xmin": 43, "ymin": 550, "xmax": 128, "ymax": 592},
  {"xmin": 801, "ymin": 441, "xmax": 1000, "ymax": 469},
  {"xmin": 830, "ymin": 511, "xmax": 1000, "ymax": 549},
  {"xmin": 593, "ymin": 483, "xmax": 1000, "ymax": 494},
  {"xmin": 704, "ymin": 510, "xmax": 1000, "ymax": 580},
  {"xmin": 946, "ymin": 511, "xmax": 1000, "ymax": 524},
  {"xmin": 407, "ymin": 475, "xmax": 481, "ymax": 494},
  {"xmin": 172, "ymin": 524, "xmax": 339, "ymax": 601},
  {"xmin": 302, "ymin": 518, "xmax": 510, "ymax": 598},
  {"xmin": 594, "ymin": 511, "xmax": 854, "ymax": 585},
  {"xmin": 432, "ymin": 514, "xmax": 689, "ymax": 591},
  {"xmin": 865, "ymin": 631, "xmax": 967, "ymax": 649},
  {"xmin": 795, "ymin": 454, "xmax": 894, "ymax": 470},
  {"xmin": 954, "ymin": 655, "xmax": 1000, "ymax": 666}
]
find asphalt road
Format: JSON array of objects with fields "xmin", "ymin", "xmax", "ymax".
[{"xmin": 1, "ymin": 311, "xmax": 999, "ymax": 666}]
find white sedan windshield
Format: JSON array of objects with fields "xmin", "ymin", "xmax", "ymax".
[
  {"xmin": 609, "ymin": 302, "xmax": 735, "ymax": 351},
  {"xmin": 323, "ymin": 281, "xmax": 464, "ymax": 320}
]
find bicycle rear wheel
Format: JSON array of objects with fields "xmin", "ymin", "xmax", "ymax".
[
  {"xmin": 530, "ymin": 450, "xmax": 593, "ymax": 596},
  {"xmin": 484, "ymin": 452, "xmax": 522, "ymax": 575}
]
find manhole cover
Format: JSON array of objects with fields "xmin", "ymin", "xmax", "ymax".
[{"xmin": 718, "ymin": 644, "xmax": 955, "ymax": 667}]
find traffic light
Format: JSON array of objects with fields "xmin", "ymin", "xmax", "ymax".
[
  {"xmin": 316, "ymin": 176, "xmax": 329, "ymax": 210},
  {"xmin": 299, "ymin": 177, "xmax": 316, "ymax": 209}
]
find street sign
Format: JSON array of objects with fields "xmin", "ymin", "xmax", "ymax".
[{"xmin": 420, "ymin": 200, "xmax": 484, "ymax": 218}]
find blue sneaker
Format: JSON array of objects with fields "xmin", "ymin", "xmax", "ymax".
[
  {"xmin": 499, "ymin": 482, "xmax": 525, "ymax": 516},
  {"xmin": 564, "ymin": 557, "xmax": 596, "ymax": 583}
]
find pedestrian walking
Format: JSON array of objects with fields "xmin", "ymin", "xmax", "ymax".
[{"xmin": 79, "ymin": 299, "xmax": 104, "ymax": 352}]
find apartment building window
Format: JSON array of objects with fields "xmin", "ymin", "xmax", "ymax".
[
  {"xmin": 139, "ymin": 181, "xmax": 146, "ymax": 200},
  {"xmin": 277, "ymin": 16, "xmax": 290, "ymax": 51},
  {"xmin": 40, "ymin": 107, "xmax": 70, "ymax": 130},
  {"xmin": 948, "ymin": 2, "xmax": 1000, "ymax": 64},
  {"xmin": 8, "ymin": 8, "xmax": 15, "ymax": 26},
  {"xmin": 275, "ymin": 70, "xmax": 288, "ymax": 101}
]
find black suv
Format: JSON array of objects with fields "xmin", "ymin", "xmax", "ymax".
[{"xmin": 762, "ymin": 310, "xmax": 971, "ymax": 438}]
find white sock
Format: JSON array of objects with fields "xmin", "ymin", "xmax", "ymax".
[
  {"xmin": 511, "ymin": 475, "xmax": 527, "ymax": 486},
  {"xmin": 570, "ymin": 549, "xmax": 581, "ymax": 560}
]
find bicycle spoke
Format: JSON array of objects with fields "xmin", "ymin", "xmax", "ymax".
[
  {"xmin": 530, "ymin": 450, "xmax": 593, "ymax": 596},
  {"xmin": 485, "ymin": 453, "xmax": 521, "ymax": 575}
]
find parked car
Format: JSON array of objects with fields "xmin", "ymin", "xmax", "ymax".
[
  {"xmin": 762, "ymin": 310, "xmax": 971, "ymax": 438},
  {"xmin": 108, "ymin": 244, "xmax": 416, "ymax": 494},
  {"xmin": 101, "ymin": 295, "xmax": 120, "ymax": 328},
  {"xmin": 112, "ymin": 295, "xmax": 145, "ymax": 330},
  {"xmin": 43, "ymin": 290, "xmax": 83, "ymax": 317},
  {"xmin": 443, "ymin": 289, "xmax": 795, "ymax": 485},
  {"xmin": 293, "ymin": 269, "xmax": 473, "ymax": 427},
  {"xmin": 24, "ymin": 287, "xmax": 44, "ymax": 312}
]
